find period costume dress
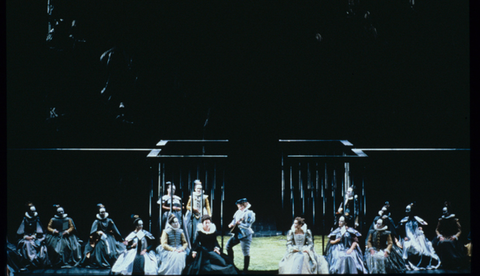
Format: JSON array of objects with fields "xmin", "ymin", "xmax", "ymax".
[
  {"xmin": 184, "ymin": 191, "xmax": 211, "ymax": 244},
  {"xmin": 156, "ymin": 219, "xmax": 189, "ymax": 275},
  {"xmin": 6, "ymin": 238, "xmax": 23, "ymax": 274},
  {"xmin": 325, "ymin": 225, "xmax": 367, "ymax": 274},
  {"xmin": 432, "ymin": 212, "xmax": 466, "ymax": 269},
  {"xmin": 365, "ymin": 205, "xmax": 406, "ymax": 273},
  {"xmin": 16, "ymin": 210, "xmax": 51, "ymax": 269},
  {"xmin": 365, "ymin": 222, "xmax": 403, "ymax": 274},
  {"xmin": 397, "ymin": 215, "xmax": 441, "ymax": 270},
  {"xmin": 45, "ymin": 212, "xmax": 82, "ymax": 267},
  {"xmin": 278, "ymin": 223, "xmax": 329, "ymax": 274},
  {"xmin": 111, "ymin": 229, "xmax": 157, "ymax": 275},
  {"xmin": 183, "ymin": 222, "xmax": 238, "ymax": 274},
  {"xmin": 81, "ymin": 211, "xmax": 126, "ymax": 268}
]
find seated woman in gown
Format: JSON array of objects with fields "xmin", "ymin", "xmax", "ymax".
[
  {"xmin": 325, "ymin": 213, "xmax": 367, "ymax": 274},
  {"xmin": 432, "ymin": 202, "xmax": 467, "ymax": 269},
  {"xmin": 156, "ymin": 214, "xmax": 189, "ymax": 275},
  {"xmin": 278, "ymin": 217, "xmax": 329, "ymax": 274},
  {"xmin": 183, "ymin": 215, "xmax": 238, "ymax": 274},
  {"xmin": 45, "ymin": 204, "xmax": 82, "ymax": 268},
  {"xmin": 80, "ymin": 204, "xmax": 126, "ymax": 268},
  {"xmin": 397, "ymin": 202, "xmax": 441, "ymax": 270},
  {"xmin": 16, "ymin": 202, "xmax": 51, "ymax": 271},
  {"xmin": 111, "ymin": 215, "xmax": 157, "ymax": 275}
]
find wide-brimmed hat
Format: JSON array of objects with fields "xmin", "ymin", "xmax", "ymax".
[{"xmin": 236, "ymin": 198, "xmax": 248, "ymax": 205}]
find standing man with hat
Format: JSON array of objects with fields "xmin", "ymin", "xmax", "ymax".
[{"xmin": 226, "ymin": 198, "xmax": 256, "ymax": 273}]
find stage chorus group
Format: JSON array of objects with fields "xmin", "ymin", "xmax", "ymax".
[{"xmin": 7, "ymin": 180, "xmax": 471, "ymax": 275}]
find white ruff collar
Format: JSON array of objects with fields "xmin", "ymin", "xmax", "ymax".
[
  {"xmin": 197, "ymin": 222, "xmax": 216, "ymax": 234},
  {"xmin": 442, "ymin": 214, "xmax": 456, "ymax": 219},
  {"xmin": 291, "ymin": 223, "xmax": 308, "ymax": 234},
  {"xmin": 165, "ymin": 221, "xmax": 180, "ymax": 231},
  {"xmin": 25, "ymin": 212, "xmax": 38, "ymax": 219},
  {"xmin": 193, "ymin": 191, "xmax": 207, "ymax": 197},
  {"xmin": 374, "ymin": 224, "xmax": 388, "ymax": 231},
  {"xmin": 96, "ymin": 213, "xmax": 109, "ymax": 220},
  {"xmin": 54, "ymin": 214, "xmax": 68, "ymax": 219}
]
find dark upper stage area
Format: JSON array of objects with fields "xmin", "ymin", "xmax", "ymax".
[{"xmin": 6, "ymin": 0, "xmax": 470, "ymax": 244}]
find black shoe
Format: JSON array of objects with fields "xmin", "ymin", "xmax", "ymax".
[{"xmin": 243, "ymin": 256, "xmax": 250, "ymax": 273}]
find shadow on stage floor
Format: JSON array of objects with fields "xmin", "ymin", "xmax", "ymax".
[
  {"xmin": 15, "ymin": 267, "xmax": 111, "ymax": 275},
  {"xmin": 13, "ymin": 268, "xmax": 471, "ymax": 275}
]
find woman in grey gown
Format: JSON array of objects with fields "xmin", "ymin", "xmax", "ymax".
[
  {"xmin": 16, "ymin": 202, "xmax": 51, "ymax": 271},
  {"xmin": 325, "ymin": 214, "xmax": 367, "ymax": 274},
  {"xmin": 278, "ymin": 217, "xmax": 329, "ymax": 274},
  {"xmin": 156, "ymin": 214, "xmax": 189, "ymax": 275},
  {"xmin": 397, "ymin": 202, "xmax": 441, "ymax": 270},
  {"xmin": 80, "ymin": 204, "xmax": 126, "ymax": 268}
]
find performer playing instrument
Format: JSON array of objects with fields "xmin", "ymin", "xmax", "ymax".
[{"xmin": 226, "ymin": 198, "xmax": 256, "ymax": 273}]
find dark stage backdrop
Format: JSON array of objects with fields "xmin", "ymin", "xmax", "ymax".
[{"xmin": 7, "ymin": 0, "xmax": 470, "ymax": 246}]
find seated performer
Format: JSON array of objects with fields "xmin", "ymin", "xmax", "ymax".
[
  {"xmin": 432, "ymin": 201, "xmax": 467, "ymax": 269},
  {"xmin": 365, "ymin": 203, "xmax": 406, "ymax": 273},
  {"xmin": 226, "ymin": 198, "xmax": 256, "ymax": 273},
  {"xmin": 111, "ymin": 215, "xmax": 157, "ymax": 275},
  {"xmin": 45, "ymin": 204, "xmax": 82, "ymax": 268},
  {"xmin": 183, "ymin": 215, "xmax": 238, "ymax": 274},
  {"xmin": 397, "ymin": 202, "xmax": 441, "ymax": 270},
  {"xmin": 6, "ymin": 238, "xmax": 23, "ymax": 275},
  {"xmin": 157, "ymin": 182, "xmax": 184, "ymax": 232},
  {"xmin": 16, "ymin": 202, "xmax": 51, "ymax": 271},
  {"xmin": 156, "ymin": 214, "xmax": 189, "ymax": 275},
  {"xmin": 365, "ymin": 218, "xmax": 395, "ymax": 274},
  {"xmin": 80, "ymin": 204, "xmax": 126, "ymax": 268},
  {"xmin": 278, "ymin": 217, "xmax": 329, "ymax": 274},
  {"xmin": 325, "ymin": 213, "xmax": 367, "ymax": 274},
  {"xmin": 184, "ymin": 180, "xmax": 211, "ymax": 246}
]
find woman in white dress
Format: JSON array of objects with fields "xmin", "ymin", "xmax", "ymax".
[
  {"xmin": 278, "ymin": 217, "xmax": 329, "ymax": 274},
  {"xmin": 111, "ymin": 215, "xmax": 157, "ymax": 275},
  {"xmin": 156, "ymin": 214, "xmax": 189, "ymax": 275}
]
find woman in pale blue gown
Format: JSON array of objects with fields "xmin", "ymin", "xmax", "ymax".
[
  {"xmin": 156, "ymin": 214, "xmax": 189, "ymax": 275},
  {"xmin": 397, "ymin": 203, "xmax": 440, "ymax": 271},
  {"xmin": 278, "ymin": 217, "xmax": 329, "ymax": 274},
  {"xmin": 325, "ymin": 215, "xmax": 367, "ymax": 274}
]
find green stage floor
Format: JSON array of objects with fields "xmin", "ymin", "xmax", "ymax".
[{"xmin": 218, "ymin": 235, "xmax": 329, "ymax": 272}]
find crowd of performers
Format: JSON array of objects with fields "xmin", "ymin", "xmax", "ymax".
[{"xmin": 7, "ymin": 181, "xmax": 471, "ymax": 275}]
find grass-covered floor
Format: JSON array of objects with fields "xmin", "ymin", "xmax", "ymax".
[{"xmin": 217, "ymin": 235, "xmax": 329, "ymax": 272}]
